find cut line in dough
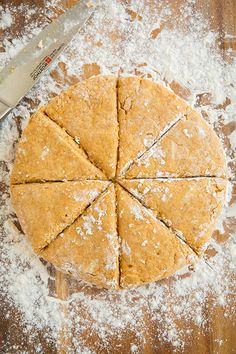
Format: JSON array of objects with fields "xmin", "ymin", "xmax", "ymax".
[
  {"xmin": 41, "ymin": 184, "xmax": 119, "ymax": 290},
  {"xmin": 11, "ymin": 110, "xmax": 106, "ymax": 184},
  {"xmin": 116, "ymin": 184, "xmax": 197, "ymax": 289},
  {"xmin": 125, "ymin": 110, "xmax": 227, "ymax": 179},
  {"xmin": 120, "ymin": 178, "xmax": 227, "ymax": 253},
  {"xmin": 11, "ymin": 181, "xmax": 110, "ymax": 252},
  {"xmin": 44, "ymin": 76, "xmax": 118, "ymax": 179},
  {"xmin": 117, "ymin": 76, "xmax": 193, "ymax": 176}
]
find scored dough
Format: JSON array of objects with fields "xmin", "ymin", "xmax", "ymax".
[
  {"xmin": 117, "ymin": 77, "xmax": 192, "ymax": 175},
  {"xmin": 120, "ymin": 178, "xmax": 227, "ymax": 253},
  {"xmin": 45, "ymin": 76, "xmax": 118, "ymax": 179},
  {"xmin": 10, "ymin": 76, "xmax": 227, "ymax": 289},
  {"xmin": 116, "ymin": 185, "xmax": 196, "ymax": 288},
  {"xmin": 11, "ymin": 181, "xmax": 109, "ymax": 252},
  {"xmin": 41, "ymin": 184, "xmax": 119, "ymax": 290},
  {"xmin": 125, "ymin": 110, "xmax": 227, "ymax": 179},
  {"xmin": 11, "ymin": 110, "xmax": 105, "ymax": 184}
]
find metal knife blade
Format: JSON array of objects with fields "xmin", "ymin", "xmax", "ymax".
[{"xmin": 0, "ymin": 0, "xmax": 97, "ymax": 120}]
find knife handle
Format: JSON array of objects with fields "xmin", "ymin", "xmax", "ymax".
[{"xmin": 0, "ymin": 100, "xmax": 12, "ymax": 121}]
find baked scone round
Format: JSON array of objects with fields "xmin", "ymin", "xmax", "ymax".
[{"xmin": 10, "ymin": 76, "xmax": 227, "ymax": 290}]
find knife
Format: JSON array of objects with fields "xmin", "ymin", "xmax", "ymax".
[{"xmin": 0, "ymin": 0, "xmax": 97, "ymax": 120}]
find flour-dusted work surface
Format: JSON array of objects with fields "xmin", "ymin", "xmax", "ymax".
[{"xmin": 0, "ymin": 1, "xmax": 236, "ymax": 353}]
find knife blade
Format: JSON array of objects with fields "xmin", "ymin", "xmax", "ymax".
[{"xmin": 0, "ymin": 0, "xmax": 97, "ymax": 120}]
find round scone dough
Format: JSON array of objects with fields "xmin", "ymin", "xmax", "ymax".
[{"xmin": 10, "ymin": 76, "xmax": 227, "ymax": 290}]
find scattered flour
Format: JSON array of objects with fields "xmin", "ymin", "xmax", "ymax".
[
  {"xmin": 0, "ymin": 7, "xmax": 13, "ymax": 30},
  {"xmin": 130, "ymin": 205, "xmax": 144, "ymax": 220},
  {"xmin": 40, "ymin": 145, "xmax": 49, "ymax": 160},
  {"xmin": 122, "ymin": 240, "xmax": 131, "ymax": 256},
  {"xmin": 229, "ymin": 130, "xmax": 236, "ymax": 152},
  {"xmin": 0, "ymin": 0, "xmax": 236, "ymax": 352}
]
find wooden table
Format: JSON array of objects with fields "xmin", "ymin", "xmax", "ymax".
[{"xmin": 0, "ymin": 1, "xmax": 235, "ymax": 353}]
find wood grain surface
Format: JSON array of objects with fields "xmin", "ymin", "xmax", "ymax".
[{"xmin": 0, "ymin": 1, "xmax": 235, "ymax": 353}]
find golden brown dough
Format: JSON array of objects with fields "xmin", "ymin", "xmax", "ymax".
[
  {"xmin": 126, "ymin": 110, "xmax": 227, "ymax": 179},
  {"xmin": 117, "ymin": 77, "xmax": 192, "ymax": 175},
  {"xmin": 11, "ymin": 110, "xmax": 105, "ymax": 184},
  {"xmin": 11, "ymin": 181, "xmax": 109, "ymax": 252},
  {"xmin": 120, "ymin": 178, "xmax": 227, "ymax": 253},
  {"xmin": 10, "ymin": 76, "xmax": 227, "ymax": 290},
  {"xmin": 41, "ymin": 184, "xmax": 119, "ymax": 289},
  {"xmin": 116, "ymin": 184, "xmax": 196, "ymax": 289},
  {"xmin": 45, "ymin": 76, "xmax": 118, "ymax": 178}
]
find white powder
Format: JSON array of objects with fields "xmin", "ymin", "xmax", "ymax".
[
  {"xmin": 40, "ymin": 145, "xmax": 49, "ymax": 160},
  {"xmin": 0, "ymin": 0, "xmax": 236, "ymax": 352},
  {"xmin": 73, "ymin": 192, "xmax": 84, "ymax": 202},
  {"xmin": 129, "ymin": 188, "xmax": 144, "ymax": 200},
  {"xmin": 141, "ymin": 240, "xmax": 148, "ymax": 247},
  {"xmin": 229, "ymin": 243, "xmax": 236, "ymax": 264},
  {"xmin": 75, "ymin": 136, "xmax": 80, "ymax": 144},
  {"xmin": 145, "ymin": 144, "xmax": 166, "ymax": 166},
  {"xmin": 183, "ymin": 128, "xmax": 192, "ymax": 138},
  {"xmin": 130, "ymin": 205, "xmax": 144, "ymax": 220},
  {"xmin": 229, "ymin": 130, "xmax": 236, "ymax": 152},
  {"xmin": 122, "ymin": 240, "xmax": 131, "ymax": 256},
  {"xmin": 72, "ymin": 188, "xmax": 99, "ymax": 202},
  {"xmin": 0, "ymin": 7, "xmax": 13, "ymax": 29},
  {"xmin": 89, "ymin": 189, "xmax": 100, "ymax": 199},
  {"xmin": 143, "ymin": 137, "xmax": 155, "ymax": 147},
  {"xmin": 81, "ymin": 215, "xmax": 96, "ymax": 236},
  {"xmin": 94, "ymin": 203, "xmax": 106, "ymax": 217},
  {"xmin": 198, "ymin": 126, "xmax": 206, "ymax": 137}
]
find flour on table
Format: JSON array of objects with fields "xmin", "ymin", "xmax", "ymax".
[
  {"xmin": 0, "ymin": 6, "xmax": 13, "ymax": 29},
  {"xmin": 0, "ymin": 0, "xmax": 236, "ymax": 352}
]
